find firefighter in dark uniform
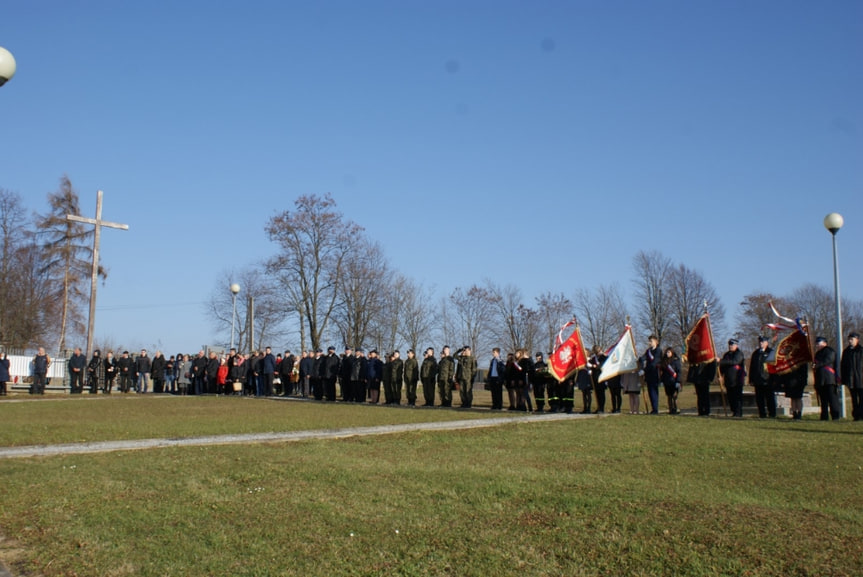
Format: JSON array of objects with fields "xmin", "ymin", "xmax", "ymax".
[
  {"xmin": 841, "ymin": 332, "xmax": 863, "ymax": 421},
  {"xmin": 814, "ymin": 336, "xmax": 840, "ymax": 420},
  {"xmin": 720, "ymin": 339, "xmax": 745, "ymax": 417},
  {"xmin": 531, "ymin": 352, "xmax": 549, "ymax": 412},
  {"xmin": 748, "ymin": 335, "xmax": 776, "ymax": 418}
]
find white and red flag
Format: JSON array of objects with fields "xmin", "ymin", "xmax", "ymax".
[
  {"xmin": 763, "ymin": 302, "xmax": 814, "ymax": 375},
  {"xmin": 598, "ymin": 325, "xmax": 639, "ymax": 383},
  {"xmin": 548, "ymin": 319, "xmax": 588, "ymax": 382}
]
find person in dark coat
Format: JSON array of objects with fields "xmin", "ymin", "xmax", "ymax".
[
  {"xmin": 487, "ymin": 348, "xmax": 505, "ymax": 410},
  {"xmin": 103, "ymin": 351, "xmax": 117, "ymax": 394},
  {"xmin": 588, "ymin": 346, "xmax": 608, "ymax": 414},
  {"xmin": 68, "ymin": 347, "xmax": 87, "ymax": 394},
  {"xmin": 366, "ymin": 350, "xmax": 383, "ymax": 403},
  {"xmin": 206, "ymin": 351, "xmax": 220, "ymax": 395},
  {"xmin": 136, "ymin": 349, "xmax": 152, "ymax": 393},
  {"xmin": 661, "ymin": 347, "xmax": 682, "ymax": 414},
  {"xmin": 639, "ymin": 335, "xmax": 662, "ymax": 415},
  {"xmin": 0, "ymin": 352, "xmax": 10, "ymax": 396},
  {"xmin": 687, "ymin": 360, "xmax": 717, "ymax": 416},
  {"xmin": 749, "ymin": 336, "xmax": 776, "ymax": 418},
  {"xmin": 350, "ymin": 349, "xmax": 368, "ymax": 403},
  {"xmin": 840, "ymin": 332, "xmax": 863, "ymax": 421},
  {"xmin": 813, "ymin": 336, "xmax": 840, "ymax": 420},
  {"xmin": 261, "ymin": 347, "xmax": 277, "ymax": 397},
  {"xmin": 191, "ymin": 350, "xmax": 207, "ymax": 395},
  {"xmin": 339, "ymin": 348, "xmax": 353, "ymax": 402},
  {"xmin": 532, "ymin": 352, "xmax": 549, "ymax": 412},
  {"xmin": 117, "ymin": 351, "xmax": 133, "ymax": 393},
  {"xmin": 87, "ymin": 350, "xmax": 102, "ymax": 394},
  {"xmin": 151, "ymin": 351, "xmax": 167, "ymax": 394},
  {"xmin": 720, "ymin": 339, "xmax": 745, "ymax": 417},
  {"xmin": 323, "ymin": 347, "xmax": 340, "ymax": 401},
  {"xmin": 299, "ymin": 351, "xmax": 314, "ymax": 398}
]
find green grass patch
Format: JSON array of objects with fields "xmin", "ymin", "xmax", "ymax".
[
  {"xmin": 1, "ymin": 404, "xmax": 862, "ymax": 576},
  {"xmin": 0, "ymin": 396, "xmax": 506, "ymax": 447}
]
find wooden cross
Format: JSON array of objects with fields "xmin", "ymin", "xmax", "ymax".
[{"xmin": 66, "ymin": 190, "xmax": 129, "ymax": 357}]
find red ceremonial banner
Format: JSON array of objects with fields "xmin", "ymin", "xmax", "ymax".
[
  {"xmin": 549, "ymin": 325, "xmax": 588, "ymax": 382},
  {"xmin": 684, "ymin": 314, "xmax": 716, "ymax": 365},
  {"xmin": 767, "ymin": 329, "xmax": 813, "ymax": 375}
]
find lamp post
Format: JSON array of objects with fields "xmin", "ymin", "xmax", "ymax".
[
  {"xmin": 0, "ymin": 46, "xmax": 17, "ymax": 87},
  {"xmin": 824, "ymin": 212, "xmax": 845, "ymax": 418},
  {"xmin": 230, "ymin": 283, "xmax": 241, "ymax": 351}
]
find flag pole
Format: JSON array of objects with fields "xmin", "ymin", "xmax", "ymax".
[{"xmin": 704, "ymin": 301, "xmax": 729, "ymax": 417}]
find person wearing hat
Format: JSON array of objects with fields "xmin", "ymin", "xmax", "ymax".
[
  {"xmin": 813, "ymin": 336, "xmax": 840, "ymax": 421},
  {"xmin": 339, "ymin": 347, "xmax": 353, "ymax": 402},
  {"xmin": 638, "ymin": 335, "xmax": 662, "ymax": 414},
  {"xmin": 87, "ymin": 349, "xmax": 102, "ymax": 394},
  {"xmin": 403, "ymin": 349, "xmax": 419, "ymax": 406},
  {"xmin": 840, "ymin": 332, "xmax": 863, "ymax": 420},
  {"xmin": 455, "ymin": 346, "xmax": 477, "ymax": 409},
  {"xmin": 349, "ymin": 348, "xmax": 367, "ymax": 403},
  {"xmin": 311, "ymin": 349, "xmax": 325, "ymax": 400},
  {"xmin": 749, "ymin": 336, "xmax": 776, "ymax": 418},
  {"xmin": 323, "ymin": 346, "xmax": 340, "ymax": 401},
  {"xmin": 420, "ymin": 348, "xmax": 437, "ymax": 407},
  {"xmin": 385, "ymin": 350, "xmax": 404, "ymax": 405},
  {"xmin": 366, "ymin": 350, "xmax": 383, "ymax": 404},
  {"xmin": 437, "ymin": 346, "xmax": 455, "ymax": 407},
  {"xmin": 720, "ymin": 338, "xmax": 745, "ymax": 417}
]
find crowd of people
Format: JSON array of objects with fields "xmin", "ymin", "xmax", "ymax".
[{"xmin": 6, "ymin": 331, "xmax": 862, "ymax": 421}]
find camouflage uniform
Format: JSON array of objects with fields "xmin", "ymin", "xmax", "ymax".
[
  {"xmin": 455, "ymin": 349, "xmax": 478, "ymax": 408},
  {"xmin": 437, "ymin": 350, "xmax": 455, "ymax": 407}
]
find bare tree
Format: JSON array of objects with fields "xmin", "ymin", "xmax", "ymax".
[
  {"xmin": 3, "ymin": 240, "xmax": 57, "ymax": 351},
  {"xmin": 207, "ymin": 267, "xmax": 290, "ymax": 353},
  {"xmin": 574, "ymin": 283, "xmax": 628, "ymax": 350},
  {"xmin": 265, "ymin": 194, "xmax": 363, "ymax": 351},
  {"xmin": 333, "ymin": 239, "xmax": 390, "ymax": 351},
  {"xmin": 0, "ymin": 189, "xmax": 27, "ymax": 348},
  {"xmin": 33, "ymin": 175, "xmax": 105, "ymax": 353},
  {"xmin": 666, "ymin": 264, "xmax": 726, "ymax": 353},
  {"xmin": 449, "ymin": 285, "xmax": 494, "ymax": 355},
  {"xmin": 535, "ymin": 291, "xmax": 573, "ymax": 354},
  {"xmin": 736, "ymin": 292, "xmax": 792, "ymax": 349},
  {"xmin": 484, "ymin": 280, "xmax": 538, "ymax": 354},
  {"xmin": 397, "ymin": 276, "xmax": 436, "ymax": 355},
  {"xmin": 631, "ymin": 250, "xmax": 673, "ymax": 344}
]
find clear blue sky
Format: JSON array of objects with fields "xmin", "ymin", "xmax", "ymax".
[{"xmin": 2, "ymin": 0, "xmax": 861, "ymax": 353}]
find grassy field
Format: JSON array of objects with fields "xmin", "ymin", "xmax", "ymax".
[
  {"xmin": 1, "ymin": 396, "xmax": 861, "ymax": 576},
  {"xmin": 0, "ymin": 395, "xmax": 507, "ymax": 447}
]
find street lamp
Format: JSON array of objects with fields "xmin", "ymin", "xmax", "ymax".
[
  {"xmin": 824, "ymin": 212, "xmax": 845, "ymax": 418},
  {"xmin": 0, "ymin": 47, "xmax": 16, "ymax": 87},
  {"xmin": 230, "ymin": 283, "xmax": 241, "ymax": 351}
]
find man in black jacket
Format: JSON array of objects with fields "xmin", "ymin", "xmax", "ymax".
[
  {"xmin": 841, "ymin": 332, "xmax": 863, "ymax": 421},
  {"xmin": 748, "ymin": 336, "xmax": 776, "ymax": 418},
  {"xmin": 68, "ymin": 347, "xmax": 86, "ymax": 394},
  {"xmin": 814, "ymin": 336, "xmax": 840, "ymax": 420},
  {"xmin": 720, "ymin": 339, "xmax": 745, "ymax": 417},
  {"xmin": 339, "ymin": 347, "xmax": 353, "ymax": 402}
]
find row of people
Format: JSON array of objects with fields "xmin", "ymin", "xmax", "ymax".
[
  {"xmin": 16, "ymin": 331, "xmax": 863, "ymax": 421},
  {"xmin": 686, "ymin": 332, "xmax": 863, "ymax": 421}
]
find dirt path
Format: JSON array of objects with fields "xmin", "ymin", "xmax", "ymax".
[{"xmin": 0, "ymin": 412, "xmax": 601, "ymax": 460}]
